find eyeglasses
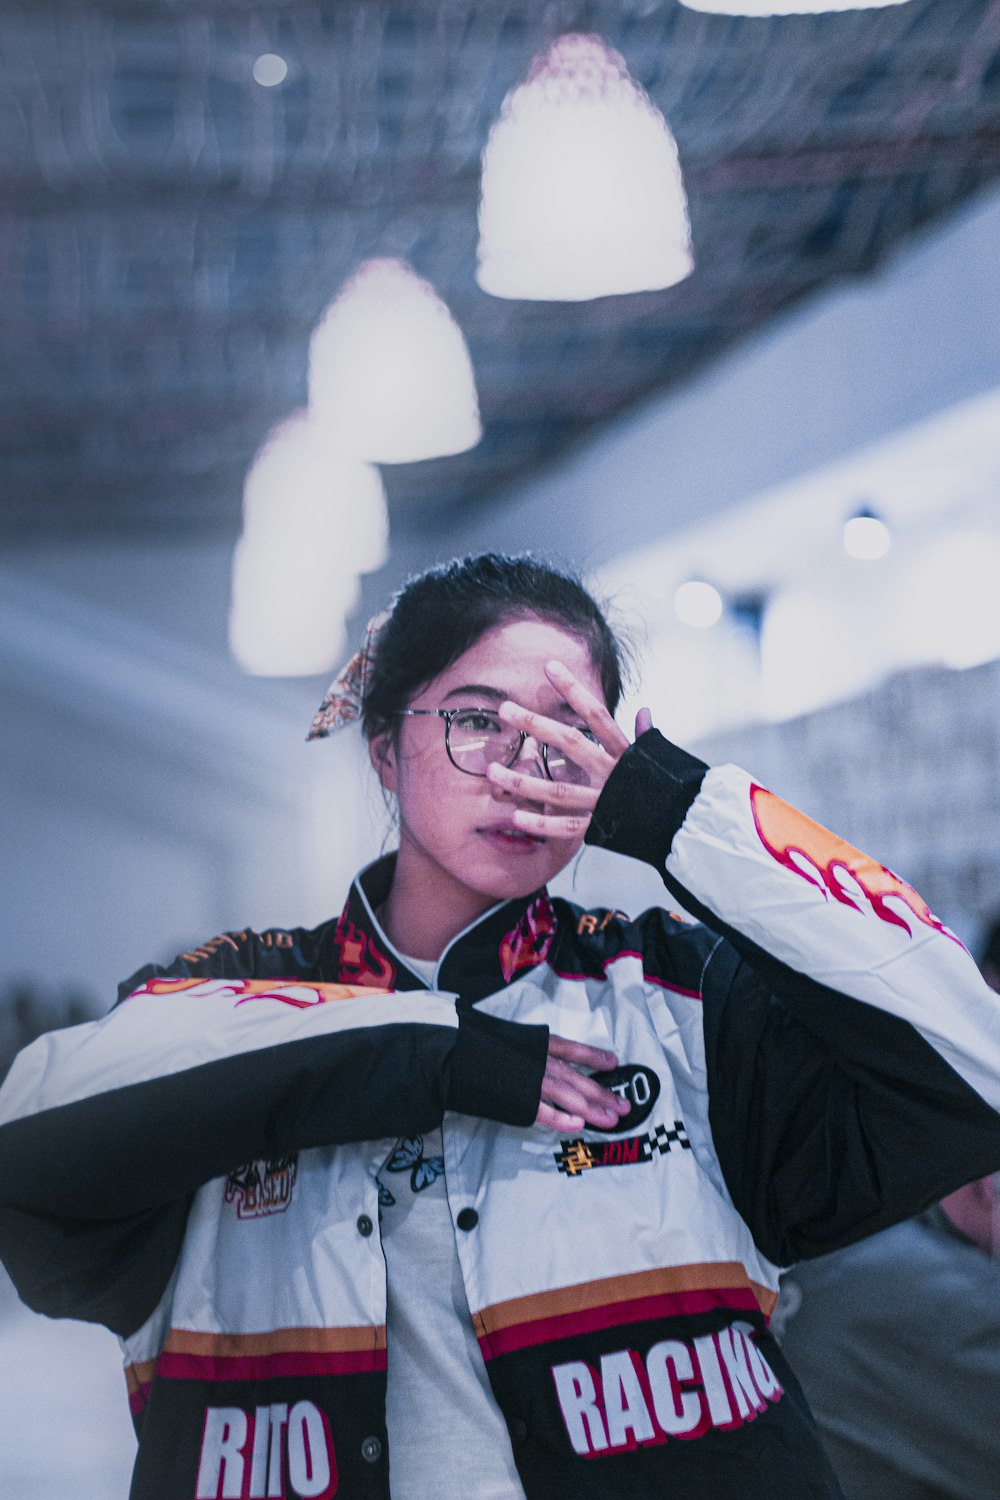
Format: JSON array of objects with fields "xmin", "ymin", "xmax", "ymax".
[{"xmin": 397, "ymin": 707, "xmax": 597, "ymax": 785}]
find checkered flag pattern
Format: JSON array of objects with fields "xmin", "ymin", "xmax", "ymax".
[{"xmin": 651, "ymin": 1122, "xmax": 691, "ymax": 1155}]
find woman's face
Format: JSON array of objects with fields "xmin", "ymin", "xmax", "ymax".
[{"xmin": 373, "ymin": 615, "xmax": 608, "ymax": 915}]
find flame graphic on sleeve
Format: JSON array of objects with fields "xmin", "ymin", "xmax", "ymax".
[
  {"xmin": 128, "ymin": 977, "xmax": 388, "ymax": 1006},
  {"xmin": 749, "ymin": 784, "xmax": 963, "ymax": 948}
]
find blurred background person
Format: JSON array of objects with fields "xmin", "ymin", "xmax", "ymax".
[
  {"xmin": 0, "ymin": 982, "xmax": 98, "ymax": 1080},
  {"xmin": 979, "ymin": 914, "xmax": 1000, "ymax": 994},
  {"xmin": 775, "ymin": 911, "xmax": 1000, "ymax": 1500}
]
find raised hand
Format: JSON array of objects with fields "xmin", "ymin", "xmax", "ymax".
[{"xmin": 486, "ymin": 659, "xmax": 653, "ymax": 842}]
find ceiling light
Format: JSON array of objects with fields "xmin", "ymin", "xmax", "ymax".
[
  {"xmin": 678, "ymin": 1, "xmax": 910, "ymax": 13},
  {"xmin": 308, "ymin": 258, "xmax": 481, "ymax": 464},
  {"xmin": 843, "ymin": 506, "xmax": 891, "ymax": 561},
  {"xmin": 674, "ymin": 580, "xmax": 723, "ymax": 628},
  {"xmin": 476, "ymin": 33, "xmax": 692, "ymax": 301},
  {"xmin": 229, "ymin": 413, "xmax": 387, "ymax": 677},
  {"xmin": 252, "ymin": 54, "xmax": 288, "ymax": 87}
]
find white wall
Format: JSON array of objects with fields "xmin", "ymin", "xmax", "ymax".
[{"xmin": 0, "ymin": 559, "xmax": 381, "ymax": 1008}]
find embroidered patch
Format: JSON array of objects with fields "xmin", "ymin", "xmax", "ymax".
[
  {"xmin": 575, "ymin": 909, "xmax": 629, "ymax": 937},
  {"xmin": 225, "ymin": 1155, "xmax": 299, "ymax": 1218},
  {"xmin": 179, "ymin": 929, "xmax": 294, "ymax": 965},
  {"xmin": 586, "ymin": 1064, "xmax": 661, "ymax": 1133},
  {"xmin": 500, "ymin": 893, "xmax": 557, "ymax": 982},
  {"xmin": 554, "ymin": 1121, "xmax": 690, "ymax": 1176},
  {"xmin": 335, "ymin": 915, "xmax": 397, "ymax": 988}
]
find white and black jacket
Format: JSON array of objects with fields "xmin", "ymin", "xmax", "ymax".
[{"xmin": 3, "ymin": 730, "xmax": 1000, "ymax": 1500}]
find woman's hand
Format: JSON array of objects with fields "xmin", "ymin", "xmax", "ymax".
[
  {"xmin": 486, "ymin": 659, "xmax": 653, "ymax": 842},
  {"xmin": 536, "ymin": 1035, "xmax": 631, "ymax": 1132}
]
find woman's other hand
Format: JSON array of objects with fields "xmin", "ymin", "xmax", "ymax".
[
  {"xmin": 536, "ymin": 1035, "xmax": 632, "ymax": 1132},
  {"xmin": 487, "ymin": 659, "xmax": 653, "ymax": 843}
]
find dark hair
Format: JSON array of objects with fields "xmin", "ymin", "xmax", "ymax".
[{"xmin": 362, "ymin": 553, "xmax": 630, "ymax": 740}]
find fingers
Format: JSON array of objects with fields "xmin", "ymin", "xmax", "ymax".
[
  {"xmin": 535, "ymin": 1076, "xmax": 628, "ymax": 1133},
  {"xmin": 538, "ymin": 1059, "xmax": 630, "ymax": 1131},
  {"xmin": 491, "ymin": 663, "xmax": 641, "ymax": 840},
  {"xmin": 486, "ymin": 758, "xmax": 596, "ymax": 842},
  {"xmin": 499, "ymin": 698, "xmax": 613, "ymax": 775},
  {"xmin": 545, "ymin": 661, "xmax": 631, "ymax": 756},
  {"xmin": 486, "ymin": 761, "xmax": 598, "ymax": 810},
  {"xmin": 635, "ymin": 706, "xmax": 654, "ymax": 737},
  {"xmin": 548, "ymin": 1035, "xmax": 618, "ymax": 1070},
  {"xmin": 536, "ymin": 1101, "xmax": 589, "ymax": 1132},
  {"xmin": 533, "ymin": 1034, "xmax": 631, "ymax": 1133},
  {"xmin": 514, "ymin": 807, "xmax": 591, "ymax": 840}
]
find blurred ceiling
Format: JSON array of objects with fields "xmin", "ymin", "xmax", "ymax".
[{"xmin": 4, "ymin": 0, "xmax": 1000, "ymax": 542}]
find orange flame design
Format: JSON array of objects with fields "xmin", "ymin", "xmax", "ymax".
[
  {"xmin": 130, "ymin": 977, "xmax": 387, "ymax": 1006},
  {"xmin": 749, "ymin": 784, "xmax": 963, "ymax": 948},
  {"xmin": 133, "ymin": 977, "xmax": 207, "ymax": 996}
]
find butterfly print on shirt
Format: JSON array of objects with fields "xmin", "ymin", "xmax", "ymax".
[{"xmin": 376, "ymin": 1135, "xmax": 445, "ymax": 1207}]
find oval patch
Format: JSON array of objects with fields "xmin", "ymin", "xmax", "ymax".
[{"xmin": 587, "ymin": 1063, "xmax": 661, "ymax": 1133}]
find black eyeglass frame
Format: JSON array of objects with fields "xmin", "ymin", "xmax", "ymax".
[{"xmin": 395, "ymin": 707, "xmax": 589, "ymax": 781}]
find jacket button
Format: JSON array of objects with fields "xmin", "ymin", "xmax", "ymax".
[
  {"xmin": 456, "ymin": 1207, "xmax": 478, "ymax": 1231},
  {"xmin": 361, "ymin": 1436, "xmax": 383, "ymax": 1463},
  {"xmin": 509, "ymin": 1418, "xmax": 528, "ymax": 1445},
  {"xmin": 356, "ymin": 1214, "xmax": 374, "ymax": 1237}
]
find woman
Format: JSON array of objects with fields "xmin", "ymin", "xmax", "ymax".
[{"xmin": 1, "ymin": 551, "xmax": 1000, "ymax": 1500}]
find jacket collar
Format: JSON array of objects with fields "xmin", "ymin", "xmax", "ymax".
[{"xmin": 329, "ymin": 854, "xmax": 558, "ymax": 1006}]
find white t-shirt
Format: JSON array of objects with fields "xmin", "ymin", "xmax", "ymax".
[{"xmin": 379, "ymin": 1094, "xmax": 527, "ymax": 1499}]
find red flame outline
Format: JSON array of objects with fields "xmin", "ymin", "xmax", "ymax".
[{"xmin": 749, "ymin": 783, "xmax": 964, "ymax": 949}]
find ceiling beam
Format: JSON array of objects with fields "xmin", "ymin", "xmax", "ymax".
[{"xmin": 5, "ymin": 126, "xmax": 1000, "ymax": 215}]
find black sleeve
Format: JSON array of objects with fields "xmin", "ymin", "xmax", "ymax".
[
  {"xmin": 700, "ymin": 942, "xmax": 1000, "ymax": 1265},
  {"xmin": 0, "ymin": 942, "xmax": 547, "ymax": 1333},
  {"xmin": 588, "ymin": 730, "xmax": 1000, "ymax": 1264}
]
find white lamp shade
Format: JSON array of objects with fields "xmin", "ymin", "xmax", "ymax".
[
  {"xmin": 679, "ymin": 1, "xmax": 910, "ymax": 14},
  {"xmin": 230, "ymin": 412, "xmax": 388, "ymax": 677},
  {"xmin": 308, "ymin": 258, "xmax": 482, "ymax": 464},
  {"xmin": 230, "ymin": 533, "xmax": 358, "ymax": 679},
  {"xmin": 477, "ymin": 33, "xmax": 693, "ymax": 302}
]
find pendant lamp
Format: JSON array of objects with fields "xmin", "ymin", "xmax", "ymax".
[
  {"xmin": 843, "ymin": 506, "xmax": 891, "ymax": 561},
  {"xmin": 230, "ymin": 412, "xmax": 388, "ymax": 677},
  {"xmin": 679, "ymin": 1, "xmax": 910, "ymax": 14},
  {"xmin": 476, "ymin": 33, "xmax": 692, "ymax": 302},
  {"xmin": 308, "ymin": 258, "xmax": 481, "ymax": 464}
]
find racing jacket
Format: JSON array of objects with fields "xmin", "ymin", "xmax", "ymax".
[{"xmin": 2, "ymin": 729, "xmax": 1000, "ymax": 1500}]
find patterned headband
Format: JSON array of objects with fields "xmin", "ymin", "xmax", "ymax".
[{"xmin": 306, "ymin": 608, "xmax": 391, "ymax": 740}]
